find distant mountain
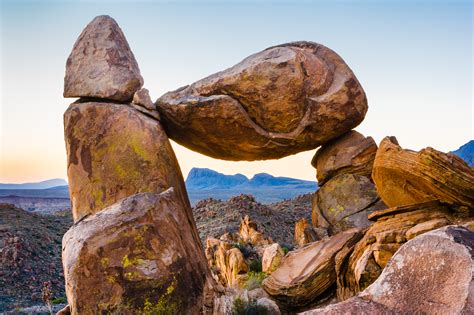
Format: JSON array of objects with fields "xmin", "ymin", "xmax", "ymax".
[
  {"xmin": 185, "ymin": 168, "xmax": 317, "ymax": 204},
  {"xmin": 186, "ymin": 168, "xmax": 316, "ymax": 189},
  {"xmin": 0, "ymin": 178, "xmax": 67, "ymax": 190},
  {"xmin": 186, "ymin": 168, "xmax": 248, "ymax": 189},
  {"xmin": 452, "ymin": 140, "xmax": 474, "ymax": 166}
]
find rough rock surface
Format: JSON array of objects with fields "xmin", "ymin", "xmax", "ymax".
[
  {"xmin": 64, "ymin": 101, "xmax": 189, "ymax": 223},
  {"xmin": 337, "ymin": 200, "xmax": 457, "ymax": 300},
  {"xmin": 205, "ymin": 237, "xmax": 248, "ymax": 288},
  {"xmin": 262, "ymin": 229, "xmax": 362, "ymax": 309},
  {"xmin": 312, "ymin": 174, "xmax": 385, "ymax": 234},
  {"xmin": 372, "ymin": 136, "xmax": 474, "ymax": 208},
  {"xmin": 302, "ymin": 225, "xmax": 474, "ymax": 314},
  {"xmin": 239, "ymin": 215, "xmax": 272, "ymax": 248},
  {"xmin": 311, "ymin": 131, "xmax": 377, "ymax": 185},
  {"xmin": 294, "ymin": 218, "xmax": 318, "ymax": 247},
  {"xmin": 132, "ymin": 88, "xmax": 160, "ymax": 120},
  {"xmin": 262, "ymin": 243, "xmax": 285, "ymax": 274},
  {"xmin": 64, "ymin": 15, "xmax": 143, "ymax": 102},
  {"xmin": 62, "ymin": 190, "xmax": 214, "ymax": 314},
  {"xmin": 156, "ymin": 41, "xmax": 367, "ymax": 161}
]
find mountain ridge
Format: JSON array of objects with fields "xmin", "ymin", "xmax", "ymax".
[
  {"xmin": 452, "ymin": 140, "xmax": 474, "ymax": 166},
  {"xmin": 0, "ymin": 178, "xmax": 67, "ymax": 190}
]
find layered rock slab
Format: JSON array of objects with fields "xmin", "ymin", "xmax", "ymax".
[
  {"xmin": 64, "ymin": 15, "xmax": 143, "ymax": 101},
  {"xmin": 302, "ymin": 225, "xmax": 474, "ymax": 314},
  {"xmin": 372, "ymin": 136, "xmax": 474, "ymax": 208},
  {"xmin": 337, "ymin": 200, "xmax": 456, "ymax": 300},
  {"xmin": 64, "ymin": 101, "xmax": 189, "ymax": 223},
  {"xmin": 311, "ymin": 131, "xmax": 377, "ymax": 185},
  {"xmin": 262, "ymin": 229, "xmax": 363, "ymax": 309},
  {"xmin": 156, "ymin": 41, "xmax": 367, "ymax": 161},
  {"xmin": 312, "ymin": 174, "xmax": 385, "ymax": 234},
  {"xmin": 62, "ymin": 190, "xmax": 214, "ymax": 314}
]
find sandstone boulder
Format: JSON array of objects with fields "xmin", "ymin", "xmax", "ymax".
[
  {"xmin": 62, "ymin": 190, "xmax": 214, "ymax": 314},
  {"xmin": 262, "ymin": 243, "xmax": 284, "ymax": 274},
  {"xmin": 303, "ymin": 225, "xmax": 474, "ymax": 314},
  {"xmin": 64, "ymin": 15, "xmax": 143, "ymax": 102},
  {"xmin": 262, "ymin": 229, "xmax": 363, "ymax": 309},
  {"xmin": 64, "ymin": 101, "xmax": 189, "ymax": 223},
  {"xmin": 239, "ymin": 215, "xmax": 272, "ymax": 248},
  {"xmin": 337, "ymin": 200, "xmax": 456, "ymax": 299},
  {"xmin": 372, "ymin": 136, "xmax": 474, "ymax": 208},
  {"xmin": 295, "ymin": 218, "xmax": 319, "ymax": 247},
  {"xmin": 311, "ymin": 131, "xmax": 377, "ymax": 185},
  {"xmin": 156, "ymin": 41, "xmax": 367, "ymax": 161},
  {"xmin": 312, "ymin": 174, "xmax": 385, "ymax": 234}
]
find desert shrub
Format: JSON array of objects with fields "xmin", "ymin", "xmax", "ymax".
[
  {"xmin": 233, "ymin": 242, "xmax": 253, "ymax": 258},
  {"xmin": 51, "ymin": 296, "xmax": 67, "ymax": 304},
  {"xmin": 248, "ymin": 258, "xmax": 262, "ymax": 272},
  {"xmin": 232, "ymin": 297, "xmax": 268, "ymax": 315},
  {"xmin": 245, "ymin": 271, "xmax": 268, "ymax": 290},
  {"xmin": 281, "ymin": 246, "xmax": 289, "ymax": 255}
]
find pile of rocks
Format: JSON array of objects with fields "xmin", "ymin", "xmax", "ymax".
[{"xmin": 59, "ymin": 15, "xmax": 473, "ymax": 314}]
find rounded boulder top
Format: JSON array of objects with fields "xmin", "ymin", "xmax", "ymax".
[
  {"xmin": 156, "ymin": 41, "xmax": 368, "ymax": 161},
  {"xmin": 63, "ymin": 15, "xmax": 143, "ymax": 102}
]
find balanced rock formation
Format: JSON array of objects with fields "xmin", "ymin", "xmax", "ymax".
[
  {"xmin": 262, "ymin": 229, "xmax": 363, "ymax": 310},
  {"xmin": 62, "ymin": 190, "xmax": 214, "ymax": 314},
  {"xmin": 372, "ymin": 136, "xmax": 474, "ymax": 208},
  {"xmin": 302, "ymin": 225, "xmax": 474, "ymax": 314},
  {"xmin": 311, "ymin": 131, "xmax": 377, "ymax": 185},
  {"xmin": 156, "ymin": 41, "xmax": 368, "ymax": 161},
  {"xmin": 337, "ymin": 200, "xmax": 457, "ymax": 300},
  {"xmin": 312, "ymin": 174, "xmax": 385, "ymax": 235},
  {"xmin": 262, "ymin": 243, "xmax": 285, "ymax": 274},
  {"xmin": 64, "ymin": 15, "xmax": 143, "ymax": 102},
  {"xmin": 64, "ymin": 101, "xmax": 188, "ymax": 223}
]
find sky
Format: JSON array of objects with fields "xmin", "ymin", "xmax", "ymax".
[{"xmin": 0, "ymin": 0, "xmax": 472, "ymax": 183}]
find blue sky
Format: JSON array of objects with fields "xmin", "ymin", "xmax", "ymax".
[{"xmin": 0, "ymin": 0, "xmax": 472, "ymax": 182}]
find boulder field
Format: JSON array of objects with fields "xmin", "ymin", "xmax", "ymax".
[{"xmin": 59, "ymin": 15, "xmax": 473, "ymax": 314}]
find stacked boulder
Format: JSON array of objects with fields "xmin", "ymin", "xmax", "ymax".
[
  {"xmin": 60, "ymin": 14, "xmax": 474, "ymax": 314},
  {"xmin": 311, "ymin": 131, "xmax": 386, "ymax": 235},
  {"xmin": 62, "ymin": 16, "xmax": 214, "ymax": 314}
]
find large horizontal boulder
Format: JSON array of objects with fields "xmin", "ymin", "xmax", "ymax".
[
  {"xmin": 311, "ymin": 131, "xmax": 377, "ymax": 185},
  {"xmin": 372, "ymin": 136, "xmax": 474, "ymax": 208},
  {"xmin": 64, "ymin": 15, "xmax": 143, "ymax": 102},
  {"xmin": 62, "ymin": 190, "xmax": 214, "ymax": 314},
  {"xmin": 337, "ymin": 200, "xmax": 457, "ymax": 300},
  {"xmin": 262, "ymin": 229, "xmax": 363, "ymax": 310},
  {"xmin": 156, "ymin": 41, "xmax": 367, "ymax": 161},
  {"xmin": 302, "ymin": 225, "xmax": 474, "ymax": 314},
  {"xmin": 312, "ymin": 174, "xmax": 386, "ymax": 234},
  {"xmin": 64, "ymin": 101, "xmax": 189, "ymax": 223}
]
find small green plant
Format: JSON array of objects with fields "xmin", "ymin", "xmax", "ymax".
[
  {"xmin": 232, "ymin": 297, "xmax": 268, "ymax": 315},
  {"xmin": 233, "ymin": 242, "xmax": 253, "ymax": 258},
  {"xmin": 51, "ymin": 296, "xmax": 67, "ymax": 304},
  {"xmin": 245, "ymin": 271, "xmax": 268, "ymax": 290},
  {"xmin": 248, "ymin": 258, "xmax": 262, "ymax": 272},
  {"xmin": 282, "ymin": 246, "xmax": 289, "ymax": 255}
]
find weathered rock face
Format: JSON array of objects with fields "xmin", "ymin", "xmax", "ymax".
[
  {"xmin": 312, "ymin": 174, "xmax": 385, "ymax": 234},
  {"xmin": 311, "ymin": 131, "xmax": 377, "ymax": 185},
  {"xmin": 205, "ymin": 237, "xmax": 248, "ymax": 288},
  {"xmin": 262, "ymin": 229, "xmax": 363, "ymax": 309},
  {"xmin": 156, "ymin": 41, "xmax": 367, "ymax": 161},
  {"xmin": 239, "ymin": 215, "xmax": 272, "ymax": 248},
  {"xmin": 64, "ymin": 101, "xmax": 189, "ymax": 223},
  {"xmin": 262, "ymin": 243, "xmax": 285, "ymax": 274},
  {"xmin": 337, "ymin": 200, "xmax": 456, "ymax": 300},
  {"xmin": 64, "ymin": 15, "xmax": 143, "ymax": 102},
  {"xmin": 303, "ymin": 225, "xmax": 474, "ymax": 314},
  {"xmin": 294, "ymin": 218, "xmax": 318, "ymax": 247},
  {"xmin": 131, "ymin": 88, "xmax": 160, "ymax": 120},
  {"xmin": 372, "ymin": 136, "xmax": 474, "ymax": 208},
  {"xmin": 62, "ymin": 190, "xmax": 214, "ymax": 314}
]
